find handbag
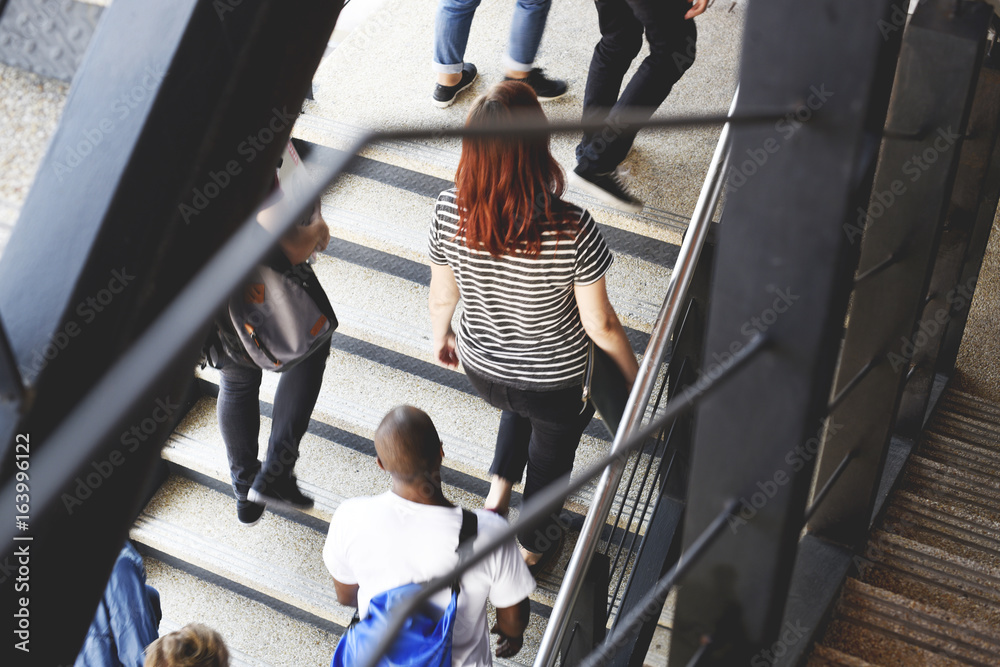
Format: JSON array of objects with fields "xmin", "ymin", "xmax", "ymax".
[
  {"xmin": 582, "ymin": 340, "xmax": 630, "ymax": 437},
  {"xmin": 225, "ymin": 251, "xmax": 337, "ymax": 373},
  {"xmin": 330, "ymin": 510, "xmax": 478, "ymax": 667}
]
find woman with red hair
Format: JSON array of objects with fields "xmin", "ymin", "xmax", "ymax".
[{"xmin": 428, "ymin": 81, "xmax": 638, "ymax": 569}]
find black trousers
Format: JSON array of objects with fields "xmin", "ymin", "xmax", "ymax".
[
  {"xmin": 576, "ymin": 0, "xmax": 697, "ymax": 174},
  {"xmin": 466, "ymin": 367, "xmax": 595, "ymax": 553},
  {"xmin": 216, "ymin": 339, "xmax": 330, "ymax": 501}
]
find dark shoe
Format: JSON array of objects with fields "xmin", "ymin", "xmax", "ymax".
[
  {"xmin": 520, "ymin": 530, "xmax": 566, "ymax": 577},
  {"xmin": 432, "ymin": 63, "xmax": 478, "ymax": 109},
  {"xmin": 249, "ymin": 475, "xmax": 314, "ymax": 510},
  {"xmin": 236, "ymin": 498, "xmax": 264, "ymax": 526},
  {"xmin": 570, "ymin": 166, "xmax": 644, "ymax": 214},
  {"xmin": 506, "ymin": 68, "xmax": 567, "ymax": 102}
]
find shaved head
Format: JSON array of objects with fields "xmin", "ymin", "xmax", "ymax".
[{"xmin": 374, "ymin": 406, "xmax": 443, "ymax": 481}]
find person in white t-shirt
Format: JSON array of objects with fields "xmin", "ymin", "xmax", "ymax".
[{"xmin": 323, "ymin": 405, "xmax": 535, "ymax": 665}]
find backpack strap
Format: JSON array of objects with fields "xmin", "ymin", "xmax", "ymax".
[{"xmin": 451, "ymin": 509, "xmax": 478, "ymax": 595}]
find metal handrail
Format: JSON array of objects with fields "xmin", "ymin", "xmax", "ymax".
[{"xmin": 533, "ymin": 87, "xmax": 740, "ymax": 667}]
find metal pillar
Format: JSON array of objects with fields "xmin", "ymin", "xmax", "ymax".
[
  {"xmin": 668, "ymin": 1, "xmax": 908, "ymax": 663},
  {"xmin": 0, "ymin": 0, "xmax": 342, "ymax": 664},
  {"xmin": 807, "ymin": 0, "xmax": 993, "ymax": 549}
]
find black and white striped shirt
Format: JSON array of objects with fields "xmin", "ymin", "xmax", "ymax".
[{"xmin": 428, "ymin": 188, "xmax": 613, "ymax": 390}]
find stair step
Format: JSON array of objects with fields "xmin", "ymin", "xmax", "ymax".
[
  {"xmin": 143, "ymin": 556, "xmax": 340, "ymax": 667},
  {"xmin": 296, "ymin": 113, "xmax": 692, "ymax": 245},
  {"xmin": 192, "ymin": 343, "xmax": 659, "ymax": 531},
  {"xmin": 881, "ymin": 500, "xmax": 1000, "ymax": 574},
  {"xmin": 807, "ymin": 644, "xmax": 884, "ymax": 667},
  {"xmin": 919, "ymin": 433, "xmax": 1000, "ymax": 477},
  {"xmin": 133, "ymin": 476, "xmax": 353, "ymax": 629},
  {"xmin": 862, "ymin": 531, "xmax": 1000, "ymax": 607},
  {"xmin": 309, "ymin": 205, "xmax": 663, "ymax": 347},
  {"xmin": 830, "ymin": 578, "xmax": 1000, "ymax": 664},
  {"xmin": 139, "ymin": 475, "xmax": 542, "ymax": 666},
  {"xmin": 858, "ymin": 562, "xmax": 1000, "ymax": 633},
  {"xmin": 167, "ymin": 395, "xmax": 652, "ymax": 600}
]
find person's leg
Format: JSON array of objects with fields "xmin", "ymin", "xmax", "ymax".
[
  {"xmin": 466, "ymin": 367, "xmax": 528, "ymax": 514},
  {"xmin": 576, "ymin": 0, "xmax": 644, "ymax": 164},
  {"xmin": 505, "ymin": 0, "xmax": 551, "ymax": 75},
  {"xmin": 253, "ymin": 339, "xmax": 330, "ymax": 507},
  {"xmin": 584, "ymin": 0, "xmax": 697, "ymax": 173},
  {"xmin": 511, "ymin": 387, "xmax": 596, "ymax": 557},
  {"xmin": 433, "ymin": 0, "xmax": 482, "ymax": 85},
  {"xmin": 216, "ymin": 361, "xmax": 263, "ymax": 503},
  {"xmin": 486, "ymin": 410, "xmax": 533, "ymax": 513}
]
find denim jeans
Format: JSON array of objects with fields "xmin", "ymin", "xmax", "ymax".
[
  {"xmin": 576, "ymin": 0, "xmax": 697, "ymax": 174},
  {"xmin": 216, "ymin": 339, "xmax": 330, "ymax": 500},
  {"xmin": 433, "ymin": 0, "xmax": 553, "ymax": 74},
  {"xmin": 465, "ymin": 368, "xmax": 595, "ymax": 553}
]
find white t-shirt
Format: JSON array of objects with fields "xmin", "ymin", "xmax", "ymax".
[{"xmin": 323, "ymin": 492, "xmax": 536, "ymax": 666}]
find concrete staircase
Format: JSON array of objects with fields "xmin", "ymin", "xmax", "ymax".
[
  {"xmin": 121, "ymin": 1, "xmax": 745, "ymax": 665},
  {"xmin": 0, "ymin": 0, "xmax": 746, "ymax": 663},
  {"xmin": 806, "ymin": 387, "xmax": 1000, "ymax": 667}
]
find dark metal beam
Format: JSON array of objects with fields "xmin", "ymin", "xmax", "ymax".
[
  {"xmin": 668, "ymin": 1, "xmax": 908, "ymax": 663},
  {"xmin": 807, "ymin": 0, "xmax": 992, "ymax": 549},
  {"xmin": 0, "ymin": 0, "xmax": 343, "ymax": 663}
]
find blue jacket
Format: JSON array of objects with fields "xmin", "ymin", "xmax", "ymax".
[{"xmin": 75, "ymin": 541, "xmax": 161, "ymax": 667}]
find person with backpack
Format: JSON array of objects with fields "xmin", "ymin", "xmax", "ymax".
[
  {"xmin": 323, "ymin": 405, "xmax": 534, "ymax": 665},
  {"xmin": 208, "ymin": 142, "xmax": 333, "ymax": 526}
]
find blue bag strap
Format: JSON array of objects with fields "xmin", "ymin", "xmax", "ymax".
[{"xmin": 451, "ymin": 509, "xmax": 478, "ymax": 595}]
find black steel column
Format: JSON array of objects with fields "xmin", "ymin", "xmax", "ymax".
[
  {"xmin": 807, "ymin": 0, "xmax": 992, "ymax": 549},
  {"xmin": 896, "ymin": 27, "xmax": 1000, "ymax": 440},
  {"xmin": 668, "ymin": 0, "xmax": 907, "ymax": 664},
  {"xmin": 0, "ymin": 0, "xmax": 342, "ymax": 664},
  {"xmin": 936, "ymin": 31, "xmax": 1000, "ymax": 376}
]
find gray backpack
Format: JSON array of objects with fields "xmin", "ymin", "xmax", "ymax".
[{"xmin": 224, "ymin": 256, "xmax": 336, "ymax": 372}]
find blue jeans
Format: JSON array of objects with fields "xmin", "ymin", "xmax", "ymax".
[
  {"xmin": 216, "ymin": 339, "xmax": 330, "ymax": 501},
  {"xmin": 465, "ymin": 367, "xmax": 595, "ymax": 553},
  {"xmin": 433, "ymin": 0, "xmax": 552, "ymax": 74},
  {"xmin": 576, "ymin": 0, "xmax": 697, "ymax": 173}
]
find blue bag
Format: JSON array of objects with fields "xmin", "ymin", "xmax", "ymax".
[{"xmin": 331, "ymin": 510, "xmax": 478, "ymax": 667}]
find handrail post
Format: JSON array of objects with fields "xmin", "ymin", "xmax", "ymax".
[{"xmin": 532, "ymin": 89, "xmax": 739, "ymax": 667}]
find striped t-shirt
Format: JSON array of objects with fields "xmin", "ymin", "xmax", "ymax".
[{"xmin": 428, "ymin": 188, "xmax": 613, "ymax": 390}]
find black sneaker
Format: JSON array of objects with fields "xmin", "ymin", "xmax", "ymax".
[
  {"xmin": 569, "ymin": 166, "xmax": 644, "ymax": 213},
  {"xmin": 432, "ymin": 63, "xmax": 478, "ymax": 109},
  {"xmin": 236, "ymin": 499, "xmax": 264, "ymax": 526},
  {"xmin": 506, "ymin": 68, "xmax": 567, "ymax": 102},
  {"xmin": 249, "ymin": 475, "xmax": 314, "ymax": 510}
]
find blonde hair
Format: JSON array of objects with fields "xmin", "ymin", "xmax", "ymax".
[{"xmin": 144, "ymin": 623, "xmax": 229, "ymax": 667}]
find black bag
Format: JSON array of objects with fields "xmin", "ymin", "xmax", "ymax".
[{"xmin": 582, "ymin": 341, "xmax": 630, "ymax": 436}]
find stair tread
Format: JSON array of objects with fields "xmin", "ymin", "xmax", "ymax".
[
  {"xmin": 839, "ymin": 579, "xmax": 1000, "ymax": 652},
  {"xmin": 807, "ymin": 644, "xmax": 884, "ymax": 667},
  {"xmin": 144, "ymin": 557, "xmax": 340, "ymax": 667}
]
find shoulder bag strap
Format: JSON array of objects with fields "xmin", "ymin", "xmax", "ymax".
[{"xmin": 451, "ymin": 509, "xmax": 478, "ymax": 595}]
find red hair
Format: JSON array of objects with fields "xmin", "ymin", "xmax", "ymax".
[{"xmin": 454, "ymin": 81, "xmax": 574, "ymax": 257}]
